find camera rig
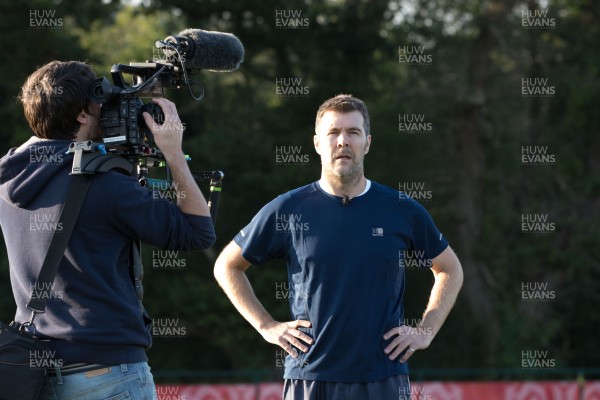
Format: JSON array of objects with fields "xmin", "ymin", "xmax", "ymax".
[
  {"xmin": 83, "ymin": 32, "xmax": 224, "ymax": 225},
  {"xmin": 67, "ymin": 141, "xmax": 223, "ymax": 225},
  {"xmin": 73, "ymin": 31, "xmax": 237, "ymax": 308}
]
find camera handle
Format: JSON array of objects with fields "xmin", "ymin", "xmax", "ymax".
[{"xmin": 139, "ymin": 170, "xmax": 224, "ymax": 226}]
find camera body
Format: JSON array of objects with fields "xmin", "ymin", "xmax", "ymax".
[
  {"xmin": 88, "ymin": 63, "xmax": 184, "ymax": 156},
  {"xmin": 87, "ymin": 36, "xmax": 196, "ymax": 157},
  {"xmin": 97, "ymin": 92, "xmax": 162, "ymax": 147}
]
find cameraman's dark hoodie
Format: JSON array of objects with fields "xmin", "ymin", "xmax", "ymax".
[{"xmin": 0, "ymin": 137, "xmax": 216, "ymax": 364}]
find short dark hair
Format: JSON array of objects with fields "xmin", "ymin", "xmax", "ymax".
[
  {"xmin": 18, "ymin": 61, "xmax": 96, "ymax": 140},
  {"xmin": 315, "ymin": 94, "xmax": 370, "ymax": 135}
]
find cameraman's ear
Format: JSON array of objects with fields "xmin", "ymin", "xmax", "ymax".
[{"xmin": 76, "ymin": 110, "xmax": 89, "ymax": 125}]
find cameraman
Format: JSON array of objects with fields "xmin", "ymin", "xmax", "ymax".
[{"xmin": 0, "ymin": 60, "xmax": 215, "ymax": 399}]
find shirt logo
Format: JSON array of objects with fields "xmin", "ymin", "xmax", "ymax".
[{"xmin": 372, "ymin": 228, "xmax": 384, "ymax": 237}]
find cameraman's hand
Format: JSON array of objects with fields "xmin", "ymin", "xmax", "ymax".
[
  {"xmin": 142, "ymin": 98, "xmax": 184, "ymax": 160},
  {"xmin": 142, "ymin": 98, "xmax": 210, "ymax": 218}
]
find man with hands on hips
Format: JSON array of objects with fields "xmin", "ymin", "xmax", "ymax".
[{"xmin": 214, "ymin": 94, "xmax": 463, "ymax": 399}]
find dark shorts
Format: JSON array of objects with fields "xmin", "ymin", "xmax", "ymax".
[{"xmin": 283, "ymin": 374, "xmax": 411, "ymax": 400}]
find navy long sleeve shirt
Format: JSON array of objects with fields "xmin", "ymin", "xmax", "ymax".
[{"xmin": 0, "ymin": 137, "xmax": 215, "ymax": 365}]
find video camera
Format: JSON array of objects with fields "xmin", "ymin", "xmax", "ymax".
[
  {"xmin": 74, "ymin": 28, "xmax": 243, "ymax": 223},
  {"xmin": 86, "ymin": 28, "xmax": 244, "ymax": 158},
  {"xmin": 66, "ymin": 29, "xmax": 243, "ymax": 307}
]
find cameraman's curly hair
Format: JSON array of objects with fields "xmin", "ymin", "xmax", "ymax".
[{"xmin": 18, "ymin": 61, "xmax": 96, "ymax": 140}]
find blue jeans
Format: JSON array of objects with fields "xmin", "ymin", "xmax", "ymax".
[{"xmin": 40, "ymin": 362, "xmax": 157, "ymax": 400}]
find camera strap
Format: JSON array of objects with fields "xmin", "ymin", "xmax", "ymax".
[
  {"xmin": 130, "ymin": 240, "xmax": 144, "ymax": 312},
  {"xmin": 26, "ymin": 174, "xmax": 92, "ymax": 318}
]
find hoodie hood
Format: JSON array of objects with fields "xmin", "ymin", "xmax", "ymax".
[{"xmin": 0, "ymin": 137, "xmax": 73, "ymax": 208}]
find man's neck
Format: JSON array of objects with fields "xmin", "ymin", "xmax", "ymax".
[
  {"xmin": 319, "ymin": 175, "xmax": 368, "ymax": 199},
  {"xmin": 73, "ymin": 127, "xmax": 89, "ymax": 142}
]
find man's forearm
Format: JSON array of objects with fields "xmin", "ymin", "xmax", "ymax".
[
  {"xmin": 214, "ymin": 243, "xmax": 314, "ymax": 356},
  {"xmin": 214, "ymin": 261, "xmax": 276, "ymax": 332},
  {"xmin": 421, "ymin": 272, "xmax": 461, "ymax": 338},
  {"xmin": 420, "ymin": 254, "xmax": 463, "ymax": 342},
  {"xmin": 163, "ymin": 152, "xmax": 211, "ymax": 217}
]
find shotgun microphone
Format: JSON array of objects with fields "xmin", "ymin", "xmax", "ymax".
[{"xmin": 157, "ymin": 28, "xmax": 245, "ymax": 72}]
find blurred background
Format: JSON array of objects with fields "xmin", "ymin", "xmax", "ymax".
[{"xmin": 0, "ymin": 0, "xmax": 598, "ymax": 396}]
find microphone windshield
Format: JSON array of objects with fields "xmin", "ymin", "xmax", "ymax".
[{"xmin": 177, "ymin": 28, "xmax": 244, "ymax": 72}]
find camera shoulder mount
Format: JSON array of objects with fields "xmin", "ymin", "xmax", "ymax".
[{"xmin": 67, "ymin": 140, "xmax": 133, "ymax": 176}]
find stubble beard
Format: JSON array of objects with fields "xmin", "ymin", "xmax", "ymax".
[
  {"xmin": 323, "ymin": 158, "xmax": 364, "ymax": 193},
  {"xmin": 88, "ymin": 110, "xmax": 104, "ymax": 142}
]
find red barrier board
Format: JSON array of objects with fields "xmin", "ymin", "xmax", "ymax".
[
  {"xmin": 412, "ymin": 382, "xmax": 581, "ymax": 400},
  {"xmin": 155, "ymin": 381, "xmax": 599, "ymax": 400}
]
